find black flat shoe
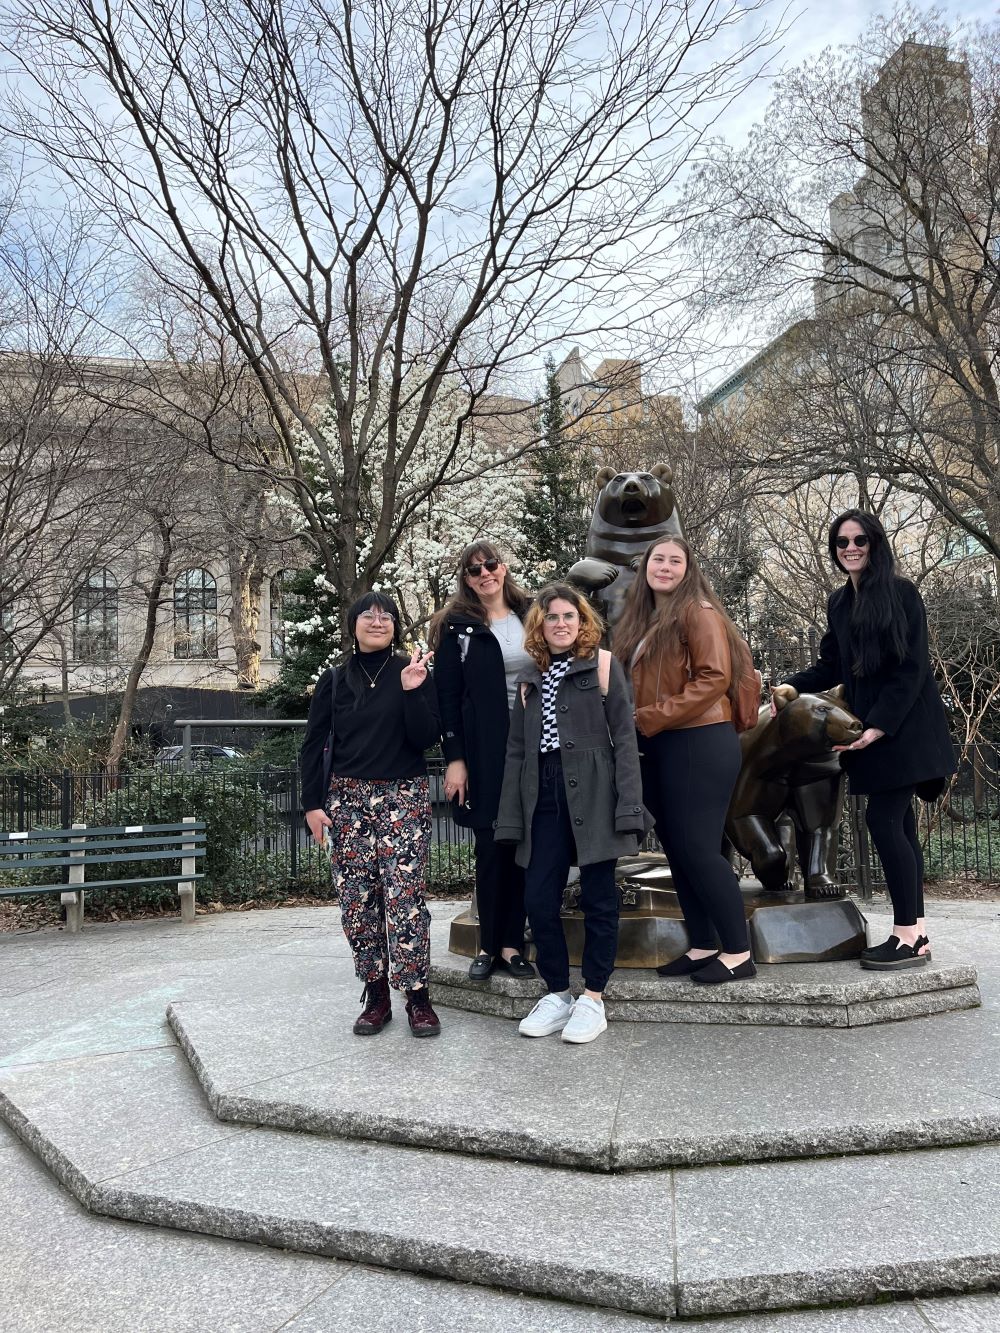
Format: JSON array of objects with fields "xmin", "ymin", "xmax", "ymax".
[
  {"xmin": 690, "ymin": 957, "xmax": 757, "ymax": 985},
  {"xmin": 860, "ymin": 938, "xmax": 929, "ymax": 971},
  {"xmin": 657, "ymin": 951, "xmax": 720, "ymax": 977},
  {"xmin": 497, "ymin": 953, "xmax": 536, "ymax": 979},
  {"xmin": 468, "ymin": 954, "xmax": 494, "ymax": 981}
]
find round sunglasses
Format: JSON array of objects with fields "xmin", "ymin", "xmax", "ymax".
[
  {"xmin": 835, "ymin": 534, "xmax": 870, "ymax": 549},
  {"xmin": 465, "ymin": 558, "xmax": 500, "ymax": 577}
]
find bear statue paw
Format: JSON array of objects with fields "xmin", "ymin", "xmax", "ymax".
[{"xmin": 804, "ymin": 881, "xmax": 847, "ymax": 902}]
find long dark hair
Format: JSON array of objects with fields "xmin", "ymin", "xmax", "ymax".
[
  {"xmin": 827, "ymin": 510, "xmax": 907, "ymax": 676},
  {"xmin": 614, "ymin": 536, "xmax": 753, "ymax": 703},
  {"xmin": 428, "ymin": 540, "xmax": 531, "ymax": 649},
  {"xmin": 342, "ymin": 590, "xmax": 403, "ymax": 708}
]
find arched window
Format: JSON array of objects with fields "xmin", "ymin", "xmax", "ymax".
[
  {"xmin": 73, "ymin": 569, "xmax": 118, "ymax": 661},
  {"xmin": 174, "ymin": 569, "xmax": 218, "ymax": 659},
  {"xmin": 269, "ymin": 569, "xmax": 302, "ymax": 658}
]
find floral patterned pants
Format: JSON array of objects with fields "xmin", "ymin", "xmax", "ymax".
[{"xmin": 325, "ymin": 775, "xmax": 432, "ymax": 991}]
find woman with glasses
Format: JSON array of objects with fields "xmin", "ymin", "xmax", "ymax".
[
  {"xmin": 495, "ymin": 583, "xmax": 647, "ymax": 1044},
  {"xmin": 301, "ymin": 592, "xmax": 443, "ymax": 1036},
  {"xmin": 615, "ymin": 536, "xmax": 756, "ymax": 985},
  {"xmin": 773, "ymin": 510, "xmax": 954, "ymax": 970},
  {"xmin": 429, "ymin": 542, "xmax": 537, "ymax": 980}
]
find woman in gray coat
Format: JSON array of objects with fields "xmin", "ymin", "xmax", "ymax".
[{"xmin": 495, "ymin": 583, "xmax": 648, "ymax": 1045}]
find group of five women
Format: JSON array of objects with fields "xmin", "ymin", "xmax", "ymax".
[{"xmin": 302, "ymin": 511, "xmax": 955, "ymax": 1045}]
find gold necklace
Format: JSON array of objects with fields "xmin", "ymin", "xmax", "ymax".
[{"xmin": 358, "ymin": 653, "xmax": 392, "ymax": 689}]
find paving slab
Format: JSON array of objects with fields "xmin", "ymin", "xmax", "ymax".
[
  {"xmin": 673, "ymin": 1143, "xmax": 1000, "ymax": 1315},
  {"xmin": 918, "ymin": 1291, "xmax": 1000, "ymax": 1331},
  {"xmin": 0, "ymin": 1043, "xmax": 676, "ymax": 1317}
]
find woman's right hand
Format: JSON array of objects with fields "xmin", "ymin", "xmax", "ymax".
[
  {"xmin": 443, "ymin": 759, "xmax": 468, "ymax": 806},
  {"xmin": 769, "ymin": 683, "xmax": 798, "ymax": 718},
  {"xmin": 305, "ymin": 808, "xmax": 333, "ymax": 846}
]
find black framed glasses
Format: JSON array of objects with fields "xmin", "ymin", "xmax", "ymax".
[
  {"xmin": 835, "ymin": 534, "xmax": 870, "ymax": 549},
  {"xmin": 465, "ymin": 558, "xmax": 500, "ymax": 577}
]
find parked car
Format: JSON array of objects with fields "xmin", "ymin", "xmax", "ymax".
[{"xmin": 153, "ymin": 744, "xmax": 247, "ymax": 770}]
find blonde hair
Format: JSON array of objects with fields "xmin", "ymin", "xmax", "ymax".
[{"xmin": 522, "ymin": 583, "xmax": 604, "ymax": 670}]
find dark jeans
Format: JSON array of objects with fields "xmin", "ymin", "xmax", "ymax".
[
  {"xmin": 865, "ymin": 787, "xmax": 924, "ymax": 927},
  {"xmin": 473, "ymin": 825, "xmax": 526, "ymax": 956},
  {"xmin": 523, "ymin": 751, "xmax": 619, "ymax": 994},
  {"xmin": 639, "ymin": 723, "xmax": 749, "ymax": 954}
]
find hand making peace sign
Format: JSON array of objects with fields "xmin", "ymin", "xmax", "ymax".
[{"xmin": 400, "ymin": 646, "xmax": 434, "ymax": 690}]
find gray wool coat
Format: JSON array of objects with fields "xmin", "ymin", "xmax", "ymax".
[{"xmin": 494, "ymin": 652, "xmax": 652, "ymax": 868}]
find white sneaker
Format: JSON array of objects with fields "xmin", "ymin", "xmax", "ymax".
[
  {"xmin": 561, "ymin": 995, "xmax": 607, "ymax": 1044},
  {"xmin": 518, "ymin": 991, "xmax": 574, "ymax": 1038}
]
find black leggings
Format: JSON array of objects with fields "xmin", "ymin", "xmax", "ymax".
[
  {"xmin": 639, "ymin": 723, "xmax": 749, "ymax": 954},
  {"xmin": 864, "ymin": 787, "xmax": 924, "ymax": 927}
]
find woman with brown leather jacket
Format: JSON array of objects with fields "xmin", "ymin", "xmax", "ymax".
[{"xmin": 615, "ymin": 536, "xmax": 754, "ymax": 984}]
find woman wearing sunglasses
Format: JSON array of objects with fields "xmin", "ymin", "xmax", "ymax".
[
  {"xmin": 495, "ymin": 583, "xmax": 648, "ymax": 1043},
  {"xmin": 301, "ymin": 592, "xmax": 442, "ymax": 1036},
  {"xmin": 773, "ymin": 510, "xmax": 955, "ymax": 970},
  {"xmin": 429, "ymin": 542, "xmax": 537, "ymax": 980}
]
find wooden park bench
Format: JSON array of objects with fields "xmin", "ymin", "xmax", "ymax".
[{"xmin": 0, "ymin": 818, "xmax": 206, "ymax": 933}]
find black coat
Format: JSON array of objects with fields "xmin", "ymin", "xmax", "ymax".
[
  {"xmin": 784, "ymin": 578, "xmax": 955, "ymax": 796},
  {"xmin": 435, "ymin": 617, "xmax": 521, "ymax": 829}
]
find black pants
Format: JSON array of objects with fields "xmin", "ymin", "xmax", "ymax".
[
  {"xmin": 640, "ymin": 722, "xmax": 749, "ymax": 954},
  {"xmin": 473, "ymin": 825, "xmax": 526, "ymax": 956},
  {"xmin": 864, "ymin": 787, "xmax": 924, "ymax": 927},
  {"xmin": 523, "ymin": 751, "xmax": 619, "ymax": 994}
]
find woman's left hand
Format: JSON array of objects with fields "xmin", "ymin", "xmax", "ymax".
[
  {"xmin": 401, "ymin": 646, "xmax": 433, "ymax": 691},
  {"xmin": 834, "ymin": 726, "xmax": 885, "ymax": 753}
]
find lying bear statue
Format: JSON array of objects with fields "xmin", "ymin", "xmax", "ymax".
[
  {"xmin": 725, "ymin": 686, "xmax": 863, "ymax": 900},
  {"xmin": 567, "ymin": 463, "xmax": 683, "ymax": 628}
]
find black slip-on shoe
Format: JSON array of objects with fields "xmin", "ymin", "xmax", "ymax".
[
  {"xmin": 656, "ymin": 951, "xmax": 720, "ymax": 977},
  {"xmin": 690, "ymin": 957, "xmax": 757, "ymax": 985},
  {"xmin": 468, "ymin": 954, "xmax": 495, "ymax": 981},
  {"xmin": 497, "ymin": 953, "xmax": 536, "ymax": 979}
]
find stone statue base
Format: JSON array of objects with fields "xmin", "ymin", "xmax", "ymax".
[{"xmin": 446, "ymin": 854, "xmax": 869, "ymax": 967}]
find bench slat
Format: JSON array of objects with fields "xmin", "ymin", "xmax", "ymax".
[
  {"xmin": 1, "ymin": 847, "xmax": 206, "ymax": 871},
  {"xmin": 0, "ymin": 873, "xmax": 207, "ymax": 898},
  {"xmin": 0, "ymin": 822, "xmax": 206, "ymax": 843},
  {"xmin": 0, "ymin": 836, "xmax": 206, "ymax": 858}
]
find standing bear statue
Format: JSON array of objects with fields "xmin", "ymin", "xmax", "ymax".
[{"xmin": 567, "ymin": 463, "xmax": 683, "ymax": 629}]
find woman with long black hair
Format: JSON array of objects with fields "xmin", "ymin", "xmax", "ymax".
[
  {"xmin": 301, "ymin": 591, "xmax": 442, "ymax": 1035},
  {"xmin": 775, "ymin": 510, "xmax": 955, "ymax": 970},
  {"xmin": 615, "ymin": 536, "xmax": 756, "ymax": 984},
  {"xmin": 429, "ymin": 541, "xmax": 536, "ymax": 981}
]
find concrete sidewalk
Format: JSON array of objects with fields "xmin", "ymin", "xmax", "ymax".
[{"xmin": 1, "ymin": 898, "xmax": 999, "ymax": 1331}]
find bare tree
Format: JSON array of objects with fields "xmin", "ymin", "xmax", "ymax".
[
  {"xmin": 691, "ymin": 15, "xmax": 1000, "ymax": 580},
  {"xmin": 2, "ymin": 0, "xmax": 777, "ymax": 643}
]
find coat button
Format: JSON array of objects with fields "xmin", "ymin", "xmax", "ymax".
[
  {"xmin": 574, "ymin": 817, "xmax": 583, "ymax": 825},
  {"xmin": 632, "ymin": 806, "xmax": 641, "ymax": 813},
  {"xmin": 466, "ymin": 626, "xmax": 475, "ymax": 633},
  {"xmin": 568, "ymin": 778, "xmax": 578, "ymax": 787},
  {"xmin": 559, "ymin": 705, "xmax": 568, "ymax": 713},
  {"xmin": 565, "ymin": 740, "xmax": 575, "ymax": 748}
]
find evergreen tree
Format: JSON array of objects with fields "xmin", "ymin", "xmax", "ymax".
[
  {"xmin": 256, "ymin": 564, "xmax": 341, "ymax": 720},
  {"xmin": 520, "ymin": 356, "xmax": 589, "ymax": 582}
]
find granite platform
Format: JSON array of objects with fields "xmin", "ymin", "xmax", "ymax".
[
  {"xmin": 2, "ymin": 899, "xmax": 1000, "ymax": 1326},
  {"xmin": 431, "ymin": 948, "xmax": 981, "ymax": 1028}
]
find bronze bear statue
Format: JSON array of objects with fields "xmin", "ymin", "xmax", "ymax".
[
  {"xmin": 725, "ymin": 687, "xmax": 863, "ymax": 900},
  {"xmin": 567, "ymin": 463, "xmax": 683, "ymax": 628}
]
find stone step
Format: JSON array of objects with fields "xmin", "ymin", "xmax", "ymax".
[
  {"xmin": 167, "ymin": 993, "xmax": 1000, "ymax": 1171},
  {"xmin": 431, "ymin": 950, "xmax": 980, "ymax": 1027},
  {"xmin": 3, "ymin": 1040, "xmax": 1000, "ymax": 1318}
]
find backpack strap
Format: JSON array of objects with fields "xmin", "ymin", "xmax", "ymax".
[{"xmin": 597, "ymin": 648, "xmax": 611, "ymax": 697}]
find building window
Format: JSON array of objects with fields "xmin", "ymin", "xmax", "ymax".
[
  {"xmin": 174, "ymin": 568, "xmax": 218, "ymax": 659},
  {"xmin": 269, "ymin": 569, "xmax": 301, "ymax": 658},
  {"xmin": 73, "ymin": 569, "xmax": 118, "ymax": 661},
  {"xmin": 0, "ymin": 604, "xmax": 14, "ymax": 663}
]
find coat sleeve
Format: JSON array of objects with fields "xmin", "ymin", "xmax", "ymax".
[
  {"xmin": 635, "ymin": 606, "xmax": 731, "ymax": 736},
  {"xmin": 604, "ymin": 656, "xmax": 648, "ymax": 834},
  {"xmin": 300, "ymin": 668, "xmax": 334, "ymax": 812},
  {"xmin": 493, "ymin": 685, "xmax": 527, "ymax": 844},
  {"xmin": 403, "ymin": 673, "xmax": 442, "ymax": 752},
  {"xmin": 434, "ymin": 631, "xmax": 467, "ymax": 765},
  {"xmin": 783, "ymin": 596, "xmax": 843, "ymax": 695},
  {"xmin": 864, "ymin": 581, "xmax": 930, "ymax": 737}
]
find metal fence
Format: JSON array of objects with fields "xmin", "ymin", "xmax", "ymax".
[{"xmin": 1, "ymin": 749, "xmax": 997, "ymax": 899}]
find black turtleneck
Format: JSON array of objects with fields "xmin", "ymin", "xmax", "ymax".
[{"xmin": 330, "ymin": 648, "xmax": 439, "ymax": 781}]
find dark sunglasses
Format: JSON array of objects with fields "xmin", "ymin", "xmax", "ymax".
[
  {"xmin": 835, "ymin": 534, "xmax": 870, "ymax": 549},
  {"xmin": 465, "ymin": 558, "xmax": 500, "ymax": 577}
]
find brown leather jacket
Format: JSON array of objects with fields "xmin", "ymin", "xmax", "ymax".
[{"xmin": 631, "ymin": 604, "xmax": 733, "ymax": 736}]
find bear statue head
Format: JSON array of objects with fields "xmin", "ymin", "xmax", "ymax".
[
  {"xmin": 771, "ymin": 686, "xmax": 863, "ymax": 751},
  {"xmin": 593, "ymin": 463, "xmax": 678, "ymax": 530}
]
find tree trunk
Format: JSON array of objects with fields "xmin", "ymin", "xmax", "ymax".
[
  {"xmin": 106, "ymin": 518, "xmax": 172, "ymax": 773},
  {"xmin": 229, "ymin": 562, "xmax": 263, "ymax": 690}
]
